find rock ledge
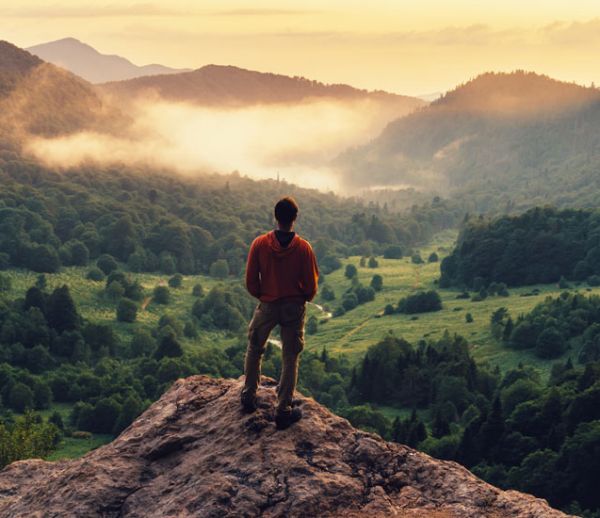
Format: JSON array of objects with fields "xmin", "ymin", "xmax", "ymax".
[{"xmin": 0, "ymin": 376, "xmax": 572, "ymax": 517}]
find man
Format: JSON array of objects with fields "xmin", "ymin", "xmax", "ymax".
[{"xmin": 241, "ymin": 197, "xmax": 319, "ymax": 429}]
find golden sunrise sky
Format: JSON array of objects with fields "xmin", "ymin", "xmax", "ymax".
[{"xmin": 2, "ymin": 0, "xmax": 600, "ymax": 95}]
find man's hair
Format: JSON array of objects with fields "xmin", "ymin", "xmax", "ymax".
[{"xmin": 274, "ymin": 197, "xmax": 299, "ymax": 227}]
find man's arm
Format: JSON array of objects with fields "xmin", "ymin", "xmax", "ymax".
[
  {"xmin": 301, "ymin": 242, "xmax": 319, "ymax": 301},
  {"xmin": 245, "ymin": 238, "xmax": 261, "ymax": 299}
]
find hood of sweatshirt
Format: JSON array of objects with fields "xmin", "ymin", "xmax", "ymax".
[{"xmin": 266, "ymin": 230, "xmax": 300, "ymax": 258}]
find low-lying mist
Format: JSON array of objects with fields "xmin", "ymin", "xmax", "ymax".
[{"xmin": 25, "ymin": 97, "xmax": 404, "ymax": 192}]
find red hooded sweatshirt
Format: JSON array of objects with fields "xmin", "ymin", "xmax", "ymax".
[{"xmin": 245, "ymin": 230, "xmax": 319, "ymax": 302}]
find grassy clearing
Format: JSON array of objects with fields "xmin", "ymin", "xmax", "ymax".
[{"xmin": 309, "ymin": 230, "xmax": 599, "ymax": 378}]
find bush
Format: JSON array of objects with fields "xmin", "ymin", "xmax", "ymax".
[
  {"xmin": 8, "ymin": 383, "xmax": 35, "ymax": 413},
  {"xmin": 168, "ymin": 274, "xmax": 183, "ymax": 288},
  {"xmin": 383, "ymin": 245, "xmax": 403, "ymax": 259},
  {"xmin": 97, "ymin": 254, "xmax": 118, "ymax": 275},
  {"xmin": 370, "ymin": 274, "xmax": 383, "ymax": 291},
  {"xmin": 397, "ymin": 290, "xmax": 442, "ymax": 314},
  {"xmin": 384, "ymin": 304, "xmax": 395, "ymax": 315},
  {"xmin": 155, "ymin": 332, "xmax": 184, "ymax": 359},
  {"xmin": 428, "ymin": 252, "xmax": 439, "ymax": 263},
  {"xmin": 116, "ymin": 298, "xmax": 137, "ymax": 323},
  {"xmin": 411, "ymin": 253, "xmax": 424, "ymax": 265},
  {"xmin": 466, "ymin": 313, "xmax": 474, "ymax": 323},
  {"xmin": 209, "ymin": 259, "xmax": 229, "ymax": 279},
  {"xmin": 71, "ymin": 430, "xmax": 92, "ymax": 439},
  {"xmin": 321, "ymin": 285, "xmax": 335, "ymax": 301},
  {"xmin": 153, "ymin": 286, "xmax": 171, "ymax": 305},
  {"xmin": 345, "ymin": 264, "xmax": 357, "ymax": 279},
  {"xmin": 368, "ymin": 257, "xmax": 379, "ymax": 268},
  {"xmin": 192, "ymin": 283, "xmax": 204, "ymax": 297},
  {"xmin": 86, "ymin": 267, "xmax": 105, "ymax": 281},
  {"xmin": 306, "ymin": 316, "xmax": 318, "ymax": 335},
  {"xmin": 342, "ymin": 292, "xmax": 358, "ymax": 311}
]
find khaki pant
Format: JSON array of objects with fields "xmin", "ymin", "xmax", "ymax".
[{"xmin": 242, "ymin": 300, "xmax": 306, "ymax": 413}]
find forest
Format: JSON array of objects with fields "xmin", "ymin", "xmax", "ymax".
[{"xmin": 440, "ymin": 207, "xmax": 600, "ymax": 288}]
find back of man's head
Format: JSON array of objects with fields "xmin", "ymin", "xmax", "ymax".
[{"xmin": 274, "ymin": 197, "xmax": 299, "ymax": 228}]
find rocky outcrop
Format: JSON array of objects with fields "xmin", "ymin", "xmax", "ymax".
[{"xmin": 0, "ymin": 376, "xmax": 572, "ymax": 517}]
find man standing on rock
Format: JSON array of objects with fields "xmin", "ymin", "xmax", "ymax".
[{"xmin": 242, "ymin": 197, "xmax": 319, "ymax": 429}]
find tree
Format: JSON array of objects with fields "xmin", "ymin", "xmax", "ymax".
[
  {"xmin": 536, "ymin": 328, "xmax": 565, "ymax": 359},
  {"xmin": 0, "ymin": 273, "xmax": 11, "ymax": 292},
  {"xmin": 370, "ymin": 274, "xmax": 383, "ymax": 291},
  {"xmin": 130, "ymin": 330, "xmax": 156, "ymax": 357},
  {"xmin": 8, "ymin": 383, "xmax": 34, "ymax": 413},
  {"xmin": 383, "ymin": 245, "xmax": 403, "ymax": 259},
  {"xmin": 209, "ymin": 259, "xmax": 229, "ymax": 279},
  {"xmin": 368, "ymin": 256, "xmax": 378, "ymax": 268},
  {"xmin": 46, "ymin": 285, "xmax": 79, "ymax": 333},
  {"xmin": 192, "ymin": 284, "xmax": 204, "ymax": 297},
  {"xmin": 97, "ymin": 254, "xmax": 118, "ymax": 275},
  {"xmin": 168, "ymin": 274, "xmax": 183, "ymax": 288},
  {"xmin": 116, "ymin": 298, "xmax": 137, "ymax": 323},
  {"xmin": 155, "ymin": 332, "xmax": 184, "ymax": 359},
  {"xmin": 306, "ymin": 316, "xmax": 318, "ymax": 335},
  {"xmin": 466, "ymin": 313, "xmax": 474, "ymax": 323},
  {"xmin": 321, "ymin": 285, "xmax": 335, "ymax": 301},
  {"xmin": 428, "ymin": 252, "xmax": 439, "ymax": 263},
  {"xmin": 411, "ymin": 253, "xmax": 424, "ymax": 265},
  {"xmin": 345, "ymin": 264, "xmax": 357, "ymax": 279},
  {"xmin": 28, "ymin": 245, "xmax": 60, "ymax": 273},
  {"xmin": 86, "ymin": 267, "xmax": 105, "ymax": 281},
  {"xmin": 153, "ymin": 286, "xmax": 171, "ymax": 305}
]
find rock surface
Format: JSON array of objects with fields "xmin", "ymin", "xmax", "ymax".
[{"xmin": 0, "ymin": 376, "xmax": 573, "ymax": 517}]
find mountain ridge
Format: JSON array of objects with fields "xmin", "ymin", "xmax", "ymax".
[
  {"xmin": 98, "ymin": 63, "xmax": 426, "ymax": 110},
  {"xmin": 26, "ymin": 37, "xmax": 189, "ymax": 84},
  {"xmin": 0, "ymin": 375, "xmax": 572, "ymax": 517}
]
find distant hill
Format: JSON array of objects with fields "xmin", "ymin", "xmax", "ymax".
[
  {"xmin": 27, "ymin": 38, "xmax": 189, "ymax": 84},
  {"xmin": 99, "ymin": 64, "xmax": 425, "ymax": 111},
  {"xmin": 0, "ymin": 40, "xmax": 117, "ymax": 139},
  {"xmin": 338, "ymin": 71, "xmax": 600, "ymax": 210}
]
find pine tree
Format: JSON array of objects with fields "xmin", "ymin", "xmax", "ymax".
[{"xmin": 46, "ymin": 285, "xmax": 79, "ymax": 333}]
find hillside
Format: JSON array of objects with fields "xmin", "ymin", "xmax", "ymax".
[
  {"xmin": 27, "ymin": 38, "xmax": 189, "ymax": 84},
  {"xmin": 99, "ymin": 64, "xmax": 426, "ymax": 111},
  {"xmin": 0, "ymin": 40, "xmax": 117, "ymax": 139},
  {"xmin": 0, "ymin": 375, "xmax": 570, "ymax": 517},
  {"xmin": 338, "ymin": 71, "xmax": 600, "ymax": 210}
]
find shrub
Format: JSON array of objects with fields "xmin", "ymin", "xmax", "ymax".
[
  {"xmin": 368, "ymin": 257, "xmax": 379, "ymax": 268},
  {"xmin": 587, "ymin": 275, "xmax": 600, "ymax": 287},
  {"xmin": 466, "ymin": 313, "xmax": 474, "ymax": 323},
  {"xmin": 168, "ymin": 274, "xmax": 183, "ymax": 288},
  {"xmin": 86, "ymin": 267, "xmax": 105, "ymax": 281},
  {"xmin": 153, "ymin": 286, "xmax": 171, "ymax": 305},
  {"xmin": 384, "ymin": 304, "xmax": 395, "ymax": 315},
  {"xmin": 370, "ymin": 274, "xmax": 383, "ymax": 291},
  {"xmin": 383, "ymin": 245, "xmax": 403, "ymax": 259},
  {"xmin": 155, "ymin": 332, "xmax": 184, "ymax": 359},
  {"xmin": 116, "ymin": 298, "xmax": 137, "ymax": 323},
  {"xmin": 97, "ymin": 254, "xmax": 118, "ymax": 275},
  {"xmin": 306, "ymin": 316, "xmax": 318, "ymax": 335},
  {"xmin": 71, "ymin": 431, "xmax": 92, "ymax": 439},
  {"xmin": 321, "ymin": 285, "xmax": 335, "ymax": 301},
  {"xmin": 397, "ymin": 290, "xmax": 442, "ymax": 314},
  {"xmin": 345, "ymin": 264, "xmax": 357, "ymax": 279},
  {"xmin": 209, "ymin": 259, "xmax": 229, "ymax": 279},
  {"xmin": 428, "ymin": 252, "xmax": 439, "ymax": 263},
  {"xmin": 9, "ymin": 383, "xmax": 35, "ymax": 413},
  {"xmin": 411, "ymin": 253, "xmax": 424, "ymax": 265},
  {"xmin": 192, "ymin": 283, "xmax": 204, "ymax": 297}
]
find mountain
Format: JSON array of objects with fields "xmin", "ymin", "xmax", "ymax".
[
  {"xmin": 27, "ymin": 38, "xmax": 189, "ymax": 84},
  {"xmin": 99, "ymin": 64, "xmax": 426, "ymax": 111},
  {"xmin": 0, "ymin": 375, "xmax": 571, "ymax": 517},
  {"xmin": 0, "ymin": 40, "xmax": 117, "ymax": 139},
  {"xmin": 338, "ymin": 71, "xmax": 600, "ymax": 209}
]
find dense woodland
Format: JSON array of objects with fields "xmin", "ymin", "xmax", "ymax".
[
  {"xmin": 348, "ymin": 333, "xmax": 600, "ymax": 516},
  {"xmin": 0, "ymin": 154, "xmax": 464, "ymax": 278},
  {"xmin": 440, "ymin": 207, "xmax": 600, "ymax": 288}
]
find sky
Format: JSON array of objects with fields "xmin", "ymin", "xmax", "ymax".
[{"xmin": 2, "ymin": 1, "xmax": 600, "ymax": 95}]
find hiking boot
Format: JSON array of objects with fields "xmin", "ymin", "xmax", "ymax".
[
  {"xmin": 241, "ymin": 390, "xmax": 258, "ymax": 413},
  {"xmin": 275, "ymin": 407, "xmax": 303, "ymax": 430}
]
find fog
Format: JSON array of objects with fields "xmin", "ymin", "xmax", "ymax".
[{"xmin": 25, "ymin": 97, "xmax": 404, "ymax": 192}]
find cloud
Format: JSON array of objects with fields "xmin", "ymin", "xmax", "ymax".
[
  {"xmin": 211, "ymin": 8, "xmax": 318, "ymax": 17},
  {"xmin": 0, "ymin": 3, "xmax": 181, "ymax": 18},
  {"xmin": 24, "ymin": 98, "xmax": 411, "ymax": 193}
]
